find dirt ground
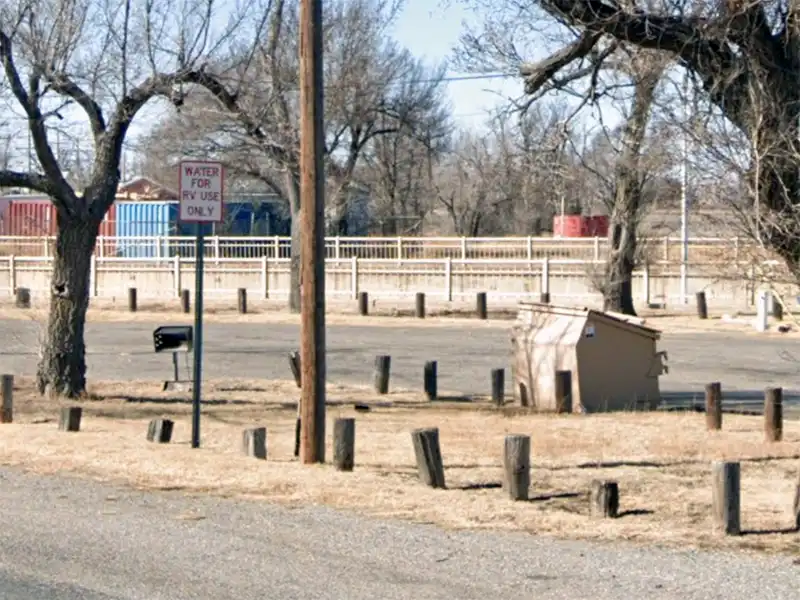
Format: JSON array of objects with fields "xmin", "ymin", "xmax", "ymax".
[{"xmin": 1, "ymin": 377, "xmax": 798, "ymax": 555}]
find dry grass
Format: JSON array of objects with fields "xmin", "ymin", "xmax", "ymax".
[{"xmin": 2, "ymin": 377, "xmax": 799, "ymax": 554}]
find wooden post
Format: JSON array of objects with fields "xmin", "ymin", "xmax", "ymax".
[
  {"xmin": 333, "ymin": 418, "xmax": 355, "ymax": 471},
  {"xmin": 539, "ymin": 292, "xmax": 550, "ymax": 304},
  {"xmin": 181, "ymin": 288, "xmax": 191, "ymax": 313},
  {"xmin": 288, "ymin": 351, "xmax": 302, "ymax": 388},
  {"xmin": 58, "ymin": 407, "xmax": 82, "ymax": 432},
  {"xmin": 711, "ymin": 461, "xmax": 741, "ymax": 535},
  {"xmin": 242, "ymin": 427, "xmax": 267, "ymax": 459},
  {"xmin": 146, "ymin": 418, "xmax": 174, "ymax": 443},
  {"xmin": 476, "ymin": 291, "xmax": 487, "ymax": 320},
  {"xmin": 415, "ymin": 292, "xmax": 425, "ymax": 318},
  {"xmin": 555, "ymin": 370, "xmax": 572, "ymax": 414},
  {"xmin": 491, "ymin": 368, "xmax": 504, "ymax": 405},
  {"xmin": 15, "ymin": 287, "xmax": 30, "ymax": 309},
  {"xmin": 411, "ymin": 428, "xmax": 446, "ymax": 488},
  {"xmin": 127, "ymin": 287, "xmax": 138, "ymax": 312},
  {"xmin": 424, "ymin": 360, "xmax": 437, "ymax": 401},
  {"xmin": 373, "ymin": 355, "xmax": 391, "ymax": 394},
  {"xmin": 1, "ymin": 374, "xmax": 12, "ymax": 423},
  {"xmin": 237, "ymin": 287, "xmax": 247, "ymax": 314},
  {"xmin": 696, "ymin": 291, "xmax": 708, "ymax": 319},
  {"xmin": 705, "ymin": 382, "xmax": 722, "ymax": 430},
  {"xmin": 298, "ymin": 0, "xmax": 327, "ymax": 465},
  {"xmin": 503, "ymin": 434, "xmax": 530, "ymax": 501},
  {"xmin": 590, "ymin": 480, "xmax": 619, "ymax": 518},
  {"xmin": 294, "ymin": 414, "xmax": 301, "ymax": 457},
  {"xmin": 358, "ymin": 291, "xmax": 369, "ymax": 316},
  {"xmin": 764, "ymin": 387, "xmax": 783, "ymax": 442}
]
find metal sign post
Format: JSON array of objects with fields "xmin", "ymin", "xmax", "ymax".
[{"xmin": 178, "ymin": 160, "xmax": 224, "ymax": 448}]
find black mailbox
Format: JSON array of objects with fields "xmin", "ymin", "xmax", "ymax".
[{"xmin": 153, "ymin": 326, "xmax": 193, "ymax": 353}]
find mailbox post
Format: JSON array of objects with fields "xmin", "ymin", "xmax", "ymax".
[{"xmin": 153, "ymin": 326, "xmax": 193, "ymax": 391}]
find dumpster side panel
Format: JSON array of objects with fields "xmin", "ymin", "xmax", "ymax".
[{"xmin": 576, "ymin": 318, "xmax": 661, "ymax": 412}]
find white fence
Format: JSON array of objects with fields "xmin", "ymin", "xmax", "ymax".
[
  {"xmin": 0, "ymin": 255, "xmax": 774, "ymax": 309},
  {"xmin": 0, "ymin": 234, "xmax": 746, "ymax": 262}
]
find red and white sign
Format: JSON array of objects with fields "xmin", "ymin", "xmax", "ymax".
[{"xmin": 179, "ymin": 160, "xmax": 224, "ymax": 223}]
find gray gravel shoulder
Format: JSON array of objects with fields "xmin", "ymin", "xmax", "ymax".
[{"xmin": 0, "ymin": 468, "xmax": 797, "ymax": 600}]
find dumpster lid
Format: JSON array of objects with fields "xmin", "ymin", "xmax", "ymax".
[{"xmin": 517, "ymin": 302, "xmax": 661, "ymax": 340}]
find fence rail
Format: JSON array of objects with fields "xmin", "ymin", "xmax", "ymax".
[
  {"xmin": 0, "ymin": 234, "xmax": 749, "ymax": 262},
  {"xmin": 0, "ymin": 255, "xmax": 784, "ymax": 310}
]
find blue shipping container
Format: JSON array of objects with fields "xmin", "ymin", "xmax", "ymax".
[{"xmin": 116, "ymin": 201, "xmax": 215, "ymax": 257}]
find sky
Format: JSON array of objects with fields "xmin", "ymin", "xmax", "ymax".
[
  {"xmin": 0, "ymin": 0, "xmax": 625, "ymax": 177},
  {"xmin": 390, "ymin": 1, "xmax": 526, "ymax": 129}
]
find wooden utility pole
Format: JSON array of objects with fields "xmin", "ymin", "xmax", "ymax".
[{"xmin": 299, "ymin": 0, "xmax": 326, "ymax": 463}]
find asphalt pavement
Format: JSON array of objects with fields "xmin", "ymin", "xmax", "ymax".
[
  {"xmin": 0, "ymin": 468, "xmax": 797, "ymax": 600},
  {"xmin": 0, "ymin": 319, "xmax": 799, "ymax": 405}
]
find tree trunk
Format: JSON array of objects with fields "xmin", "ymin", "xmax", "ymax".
[
  {"xmin": 603, "ymin": 210, "xmax": 638, "ymax": 316},
  {"xmin": 286, "ymin": 171, "xmax": 301, "ymax": 313},
  {"xmin": 600, "ymin": 64, "xmax": 662, "ymax": 316},
  {"xmin": 36, "ymin": 215, "xmax": 100, "ymax": 398}
]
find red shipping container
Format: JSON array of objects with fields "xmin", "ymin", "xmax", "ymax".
[
  {"xmin": 552, "ymin": 215, "xmax": 584, "ymax": 237},
  {"xmin": 97, "ymin": 203, "xmax": 117, "ymax": 257},
  {"xmin": 553, "ymin": 215, "xmax": 610, "ymax": 238},
  {"xmin": 3, "ymin": 199, "xmax": 57, "ymax": 236},
  {"xmin": 2, "ymin": 198, "xmax": 117, "ymax": 255},
  {"xmin": 585, "ymin": 215, "xmax": 609, "ymax": 237}
]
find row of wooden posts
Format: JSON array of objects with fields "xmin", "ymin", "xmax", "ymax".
[
  {"xmin": 12, "ymin": 286, "xmax": 545, "ymax": 318},
  {"xmin": 704, "ymin": 382, "xmax": 784, "ymax": 442},
  {"xmin": 694, "ymin": 290, "xmax": 785, "ymax": 320},
  {"xmin": 1, "ymin": 374, "xmax": 797, "ymax": 533},
  {"xmin": 287, "ymin": 350, "xmax": 513, "ymax": 404}
]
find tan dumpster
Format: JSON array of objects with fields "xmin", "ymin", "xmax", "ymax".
[{"xmin": 511, "ymin": 303, "xmax": 668, "ymax": 413}]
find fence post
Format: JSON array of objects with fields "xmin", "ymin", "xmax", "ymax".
[
  {"xmin": 90, "ymin": 255, "xmax": 98, "ymax": 297},
  {"xmin": 541, "ymin": 257, "xmax": 550, "ymax": 300},
  {"xmin": 350, "ymin": 256, "xmax": 358, "ymax": 300},
  {"xmin": 526, "ymin": 236, "xmax": 533, "ymax": 260},
  {"xmin": 8, "ymin": 255, "xmax": 15, "ymax": 296},
  {"xmin": 213, "ymin": 236, "xmax": 220, "ymax": 262},
  {"xmin": 272, "ymin": 236, "xmax": 280, "ymax": 259},
  {"xmin": 705, "ymin": 382, "xmax": 722, "ymax": 431},
  {"xmin": 1, "ymin": 374, "xmax": 12, "ymax": 423},
  {"xmin": 424, "ymin": 361, "xmax": 437, "ymax": 400},
  {"xmin": 593, "ymin": 237, "xmax": 600, "ymax": 261},
  {"xmin": 711, "ymin": 461, "xmax": 741, "ymax": 535},
  {"xmin": 333, "ymin": 418, "xmax": 356, "ymax": 472},
  {"xmin": 444, "ymin": 257, "xmax": 453, "ymax": 302},
  {"xmin": 173, "ymin": 255, "xmax": 181, "ymax": 297},
  {"xmin": 503, "ymin": 434, "xmax": 530, "ymax": 501},
  {"xmin": 663, "ymin": 237, "xmax": 669, "ymax": 261},
  {"xmin": 460, "ymin": 237, "xmax": 467, "ymax": 260},
  {"xmin": 642, "ymin": 262, "xmax": 650, "ymax": 304},
  {"xmin": 764, "ymin": 387, "xmax": 783, "ymax": 442},
  {"xmin": 396, "ymin": 238, "xmax": 403, "ymax": 260},
  {"xmin": 261, "ymin": 256, "xmax": 269, "ymax": 299}
]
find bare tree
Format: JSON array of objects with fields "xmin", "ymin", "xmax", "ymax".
[
  {"xmin": 141, "ymin": 0, "xmax": 448, "ymax": 311},
  {"xmin": 494, "ymin": 0, "xmax": 800, "ymax": 286},
  {"xmin": 456, "ymin": 5, "xmax": 670, "ymax": 313},
  {"xmin": 360, "ymin": 116, "xmax": 450, "ymax": 235},
  {"xmin": 0, "ymin": 0, "xmax": 270, "ymax": 396}
]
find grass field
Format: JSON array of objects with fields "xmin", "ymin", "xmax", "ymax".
[{"xmin": 1, "ymin": 376, "xmax": 798, "ymax": 554}]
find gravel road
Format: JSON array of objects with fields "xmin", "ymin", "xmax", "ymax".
[
  {"xmin": 0, "ymin": 468, "xmax": 797, "ymax": 600},
  {"xmin": 0, "ymin": 319, "xmax": 799, "ymax": 406}
]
